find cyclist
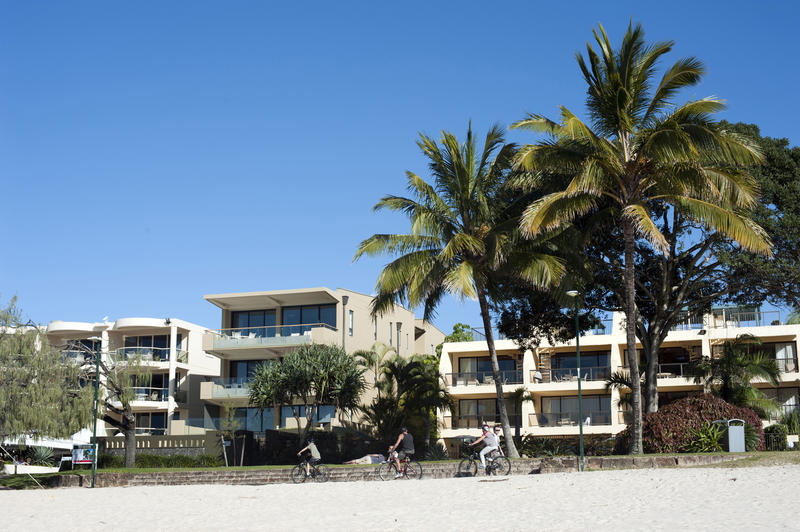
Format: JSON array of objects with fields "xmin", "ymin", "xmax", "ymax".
[
  {"xmin": 388, "ymin": 427, "xmax": 414, "ymax": 478},
  {"xmin": 493, "ymin": 425, "xmax": 505, "ymax": 457},
  {"xmin": 468, "ymin": 424, "xmax": 499, "ymax": 470},
  {"xmin": 297, "ymin": 437, "xmax": 321, "ymax": 477}
]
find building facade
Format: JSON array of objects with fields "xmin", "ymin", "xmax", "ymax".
[
  {"xmin": 199, "ymin": 287, "xmax": 444, "ymax": 432},
  {"xmin": 438, "ymin": 309, "xmax": 799, "ymax": 450},
  {"xmin": 46, "ymin": 317, "xmax": 220, "ymax": 437}
]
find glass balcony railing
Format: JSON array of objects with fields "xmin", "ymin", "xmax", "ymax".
[
  {"xmin": 61, "ymin": 349, "xmax": 92, "ymax": 364},
  {"xmin": 135, "ymin": 426, "xmax": 166, "ymax": 435},
  {"xmin": 536, "ymin": 366, "xmax": 610, "ymax": 383},
  {"xmin": 112, "ymin": 347, "xmax": 188, "ymax": 363},
  {"xmin": 132, "ymin": 387, "xmax": 169, "ymax": 401},
  {"xmin": 209, "ymin": 377, "xmax": 252, "ymax": 398},
  {"xmin": 657, "ymin": 362, "xmax": 691, "ymax": 378},
  {"xmin": 449, "ymin": 414, "xmax": 522, "ymax": 429},
  {"xmin": 209, "ymin": 323, "xmax": 336, "ymax": 350},
  {"xmin": 532, "ymin": 410, "xmax": 612, "ymax": 427},
  {"xmin": 446, "ymin": 370, "xmax": 523, "ymax": 386}
]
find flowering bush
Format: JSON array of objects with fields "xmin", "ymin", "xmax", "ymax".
[{"xmin": 614, "ymin": 394, "xmax": 764, "ymax": 454}]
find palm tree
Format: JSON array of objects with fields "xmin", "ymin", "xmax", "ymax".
[
  {"xmin": 405, "ymin": 355, "xmax": 454, "ymax": 450},
  {"xmin": 508, "ymin": 387, "xmax": 534, "ymax": 438},
  {"xmin": 512, "ymin": 23, "xmax": 771, "ymax": 453},
  {"xmin": 354, "ymin": 124, "xmax": 565, "ymax": 458},
  {"xmin": 353, "ymin": 341, "xmax": 396, "ymax": 400},
  {"xmin": 689, "ymin": 334, "xmax": 780, "ymax": 418}
]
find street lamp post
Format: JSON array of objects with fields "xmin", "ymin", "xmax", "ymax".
[
  {"xmin": 88, "ymin": 337, "xmax": 102, "ymax": 488},
  {"xmin": 566, "ymin": 290, "xmax": 585, "ymax": 472}
]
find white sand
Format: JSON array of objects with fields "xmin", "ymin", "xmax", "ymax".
[{"xmin": 3, "ymin": 465, "xmax": 795, "ymax": 531}]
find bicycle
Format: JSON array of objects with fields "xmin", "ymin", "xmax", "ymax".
[
  {"xmin": 378, "ymin": 451, "xmax": 423, "ymax": 480},
  {"xmin": 291, "ymin": 458, "xmax": 330, "ymax": 483},
  {"xmin": 458, "ymin": 449, "xmax": 511, "ymax": 477}
]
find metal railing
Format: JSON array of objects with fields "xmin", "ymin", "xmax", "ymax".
[
  {"xmin": 111, "ymin": 347, "xmax": 189, "ymax": 362},
  {"xmin": 532, "ymin": 410, "xmax": 612, "ymax": 427},
  {"xmin": 657, "ymin": 362, "xmax": 691, "ymax": 378},
  {"xmin": 538, "ymin": 366, "xmax": 611, "ymax": 383},
  {"xmin": 132, "ymin": 387, "xmax": 169, "ymax": 401},
  {"xmin": 134, "ymin": 426, "xmax": 167, "ymax": 436},
  {"xmin": 449, "ymin": 414, "xmax": 522, "ymax": 429},
  {"xmin": 669, "ymin": 312, "xmax": 705, "ymax": 331},
  {"xmin": 212, "ymin": 323, "xmax": 336, "ymax": 340},
  {"xmin": 588, "ymin": 320, "xmax": 613, "ymax": 335},
  {"xmin": 446, "ymin": 370, "xmax": 523, "ymax": 386},
  {"xmin": 469, "ymin": 327, "xmax": 507, "ymax": 341},
  {"xmin": 768, "ymin": 404, "xmax": 799, "ymax": 422},
  {"xmin": 710, "ymin": 309, "xmax": 781, "ymax": 328},
  {"xmin": 61, "ymin": 349, "xmax": 91, "ymax": 363}
]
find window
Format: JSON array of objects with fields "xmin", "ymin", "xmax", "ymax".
[
  {"xmin": 231, "ymin": 407, "xmax": 274, "ymax": 432},
  {"xmin": 373, "ymin": 320, "xmax": 377, "ymax": 341},
  {"xmin": 135, "ymin": 412, "xmax": 166, "ymax": 435},
  {"xmin": 540, "ymin": 395, "xmax": 611, "ymax": 426},
  {"xmin": 389, "ymin": 322, "xmax": 393, "ymax": 346},
  {"xmin": 406, "ymin": 333, "xmax": 409, "ymax": 349},
  {"xmin": 232, "ymin": 310, "xmax": 277, "ymax": 337},
  {"xmin": 282, "ymin": 304, "xmax": 337, "ymax": 334},
  {"xmin": 280, "ymin": 405, "xmax": 336, "ymax": 427},
  {"xmin": 550, "ymin": 350, "xmax": 611, "ymax": 381},
  {"xmin": 230, "ymin": 360, "xmax": 268, "ymax": 383},
  {"xmin": 348, "ymin": 310, "xmax": 354, "ymax": 336},
  {"xmin": 123, "ymin": 334, "xmax": 182, "ymax": 361}
]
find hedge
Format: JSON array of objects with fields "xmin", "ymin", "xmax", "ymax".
[{"xmin": 614, "ymin": 394, "xmax": 764, "ymax": 454}]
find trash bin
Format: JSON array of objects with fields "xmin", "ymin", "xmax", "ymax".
[{"xmin": 713, "ymin": 419, "xmax": 746, "ymax": 452}]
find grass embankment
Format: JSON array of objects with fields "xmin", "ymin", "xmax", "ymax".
[{"xmin": 695, "ymin": 451, "xmax": 800, "ymax": 468}]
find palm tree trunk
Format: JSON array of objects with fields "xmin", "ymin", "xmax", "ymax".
[
  {"xmin": 476, "ymin": 282, "xmax": 520, "ymax": 458},
  {"xmin": 622, "ymin": 218, "xmax": 643, "ymax": 454}
]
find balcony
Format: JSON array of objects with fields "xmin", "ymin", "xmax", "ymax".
[
  {"xmin": 534, "ymin": 366, "xmax": 610, "ymax": 383},
  {"xmin": 446, "ymin": 414, "xmax": 522, "ymax": 429},
  {"xmin": 111, "ymin": 347, "xmax": 189, "ymax": 364},
  {"xmin": 201, "ymin": 377, "xmax": 252, "ymax": 400},
  {"xmin": 132, "ymin": 387, "xmax": 169, "ymax": 402},
  {"xmin": 203, "ymin": 324, "xmax": 338, "ymax": 356},
  {"xmin": 531, "ymin": 410, "xmax": 612, "ymax": 427},
  {"xmin": 656, "ymin": 362, "xmax": 691, "ymax": 378},
  {"xmin": 446, "ymin": 370, "xmax": 523, "ymax": 387},
  {"xmin": 61, "ymin": 349, "xmax": 92, "ymax": 364}
]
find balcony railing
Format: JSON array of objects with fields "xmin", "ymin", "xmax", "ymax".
[
  {"xmin": 657, "ymin": 362, "xmax": 691, "ymax": 378},
  {"xmin": 710, "ymin": 309, "xmax": 781, "ymax": 328},
  {"xmin": 532, "ymin": 410, "xmax": 612, "ymax": 427},
  {"xmin": 112, "ymin": 347, "xmax": 188, "ymax": 363},
  {"xmin": 777, "ymin": 359, "xmax": 798, "ymax": 373},
  {"xmin": 446, "ymin": 370, "xmax": 523, "ymax": 386},
  {"xmin": 209, "ymin": 377, "xmax": 251, "ymax": 398},
  {"xmin": 135, "ymin": 426, "xmax": 166, "ymax": 435},
  {"xmin": 449, "ymin": 414, "xmax": 522, "ymax": 429},
  {"xmin": 61, "ymin": 349, "xmax": 92, "ymax": 364},
  {"xmin": 536, "ymin": 366, "xmax": 610, "ymax": 383},
  {"xmin": 587, "ymin": 320, "xmax": 613, "ymax": 335},
  {"xmin": 132, "ymin": 387, "xmax": 169, "ymax": 401},
  {"xmin": 769, "ymin": 403, "xmax": 799, "ymax": 422},
  {"xmin": 208, "ymin": 323, "xmax": 337, "ymax": 350},
  {"xmin": 469, "ymin": 327, "xmax": 508, "ymax": 341}
]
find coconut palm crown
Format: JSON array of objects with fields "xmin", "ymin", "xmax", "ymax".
[
  {"xmin": 512, "ymin": 22, "xmax": 772, "ymax": 453},
  {"xmin": 354, "ymin": 123, "xmax": 566, "ymax": 458}
]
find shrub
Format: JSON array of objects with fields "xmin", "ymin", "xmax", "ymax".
[
  {"xmin": 98, "ymin": 454, "xmax": 124, "ymax": 468},
  {"xmin": 684, "ymin": 422, "xmax": 724, "ymax": 453},
  {"xmin": 781, "ymin": 410, "xmax": 800, "ymax": 435},
  {"xmin": 764, "ymin": 424, "xmax": 789, "ymax": 451},
  {"xmin": 614, "ymin": 394, "xmax": 764, "ymax": 454},
  {"xmin": 29, "ymin": 446, "xmax": 54, "ymax": 466},
  {"xmin": 424, "ymin": 442, "xmax": 449, "ymax": 460}
]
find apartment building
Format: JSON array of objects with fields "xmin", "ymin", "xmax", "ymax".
[
  {"xmin": 438, "ymin": 308, "xmax": 799, "ymax": 450},
  {"xmin": 46, "ymin": 317, "xmax": 220, "ymax": 437},
  {"xmin": 199, "ymin": 287, "xmax": 444, "ymax": 432}
]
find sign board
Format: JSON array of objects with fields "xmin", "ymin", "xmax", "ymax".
[{"xmin": 72, "ymin": 444, "xmax": 96, "ymax": 465}]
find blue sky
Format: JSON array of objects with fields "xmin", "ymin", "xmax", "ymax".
[{"xmin": 1, "ymin": 1, "xmax": 798, "ymax": 332}]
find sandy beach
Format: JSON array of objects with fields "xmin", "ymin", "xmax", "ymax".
[{"xmin": 2, "ymin": 465, "xmax": 795, "ymax": 531}]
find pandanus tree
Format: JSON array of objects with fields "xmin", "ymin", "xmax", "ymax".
[
  {"xmin": 512, "ymin": 23, "xmax": 772, "ymax": 453},
  {"xmin": 355, "ymin": 124, "xmax": 565, "ymax": 458}
]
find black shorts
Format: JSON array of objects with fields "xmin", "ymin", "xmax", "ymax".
[
  {"xmin": 308, "ymin": 457, "xmax": 320, "ymax": 466},
  {"xmin": 398, "ymin": 450, "xmax": 414, "ymax": 460}
]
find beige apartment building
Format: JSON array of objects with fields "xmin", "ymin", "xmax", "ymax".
[
  {"xmin": 46, "ymin": 317, "xmax": 220, "ymax": 437},
  {"xmin": 438, "ymin": 308, "xmax": 799, "ymax": 451},
  {"xmin": 199, "ymin": 287, "xmax": 444, "ymax": 432}
]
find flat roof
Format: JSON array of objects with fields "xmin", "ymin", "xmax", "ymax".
[{"xmin": 203, "ymin": 287, "xmax": 340, "ymax": 311}]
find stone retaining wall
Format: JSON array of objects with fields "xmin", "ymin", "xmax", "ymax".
[{"xmin": 48, "ymin": 454, "xmax": 747, "ymax": 489}]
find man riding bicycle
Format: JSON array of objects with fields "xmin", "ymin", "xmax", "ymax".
[
  {"xmin": 388, "ymin": 427, "xmax": 414, "ymax": 479},
  {"xmin": 468, "ymin": 424, "xmax": 499, "ymax": 469},
  {"xmin": 297, "ymin": 437, "xmax": 321, "ymax": 477}
]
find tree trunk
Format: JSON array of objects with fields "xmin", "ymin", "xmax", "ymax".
[
  {"xmin": 123, "ymin": 410, "xmax": 136, "ymax": 468},
  {"xmin": 424, "ymin": 408, "xmax": 432, "ymax": 452},
  {"xmin": 622, "ymin": 218, "xmax": 643, "ymax": 454},
  {"xmin": 476, "ymin": 283, "xmax": 520, "ymax": 458}
]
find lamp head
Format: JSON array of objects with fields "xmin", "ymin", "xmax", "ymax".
[{"xmin": 566, "ymin": 290, "xmax": 579, "ymax": 297}]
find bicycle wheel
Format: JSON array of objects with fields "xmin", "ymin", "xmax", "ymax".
[
  {"xmin": 492, "ymin": 456, "xmax": 511, "ymax": 476},
  {"xmin": 458, "ymin": 458, "xmax": 477, "ymax": 477},
  {"xmin": 291, "ymin": 464, "xmax": 307, "ymax": 484},
  {"xmin": 378, "ymin": 461, "xmax": 397, "ymax": 481},
  {"xmin": 404, "ymin": 460, "xmax": 422, "ymax": 480},
  {"xmin": 313, "ymin": 464, "xmax": 330, "ymax": 483}
]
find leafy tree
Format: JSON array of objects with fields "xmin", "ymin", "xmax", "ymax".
[
  {"xmin": 788, "ymin": 309, "xmax": 800, "ymax": 325},
  {"xmin": 688, "ymin": 334, "xmax": 780, "ymax": 418},
  {"xmin": 249, "ymin": 344, "xmax": 366, "ymax": 442},
  {"xmin": 435, "ymin": 323, "xmax": 475, "ymax": 358},
  {"xmin": 355, "ymin": 124, "xmax": 565, "ymax": 458},
  {"xmin": 0, "ymin": 298, "xmax": 93, "ymax": 442},
  {"xmin": 512, "ymin": 23, "xmax": 771, "ymax": 453}
]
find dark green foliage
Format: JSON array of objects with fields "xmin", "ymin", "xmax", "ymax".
[
  {"xmin": 614, "ymin": 394, "xmax": 764, "ymax": 454},
  {"xmin": 782, "ymin": 410, "xmax": 800, "ymax": 435},
  {"xmin": 765, "ymin": 424, "xmax": 789, "ymax": 451},
  {"xmin": 29, "ymin": 446, "xmax": 54, "ymax": 466},
  {"xmin": 435, "ymin": 323, "xmax": 475, "ymax": 358},
  {"xmin": 97, "ymin": 453, "xmax": 223, "ymax": 469},
  {"xmin": 684, "ymin": 422, "xmax": 724, "ymax": 453},
  {"xmin": 514, "ymin": 434, "xmax": 615, "ymax": 458},
  {"xmin": 424, "ymin": 442, "xmax": 449, "ymax": 461}
]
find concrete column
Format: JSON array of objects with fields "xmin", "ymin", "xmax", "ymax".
[{"xmin": 167, "ymin": 325, "xmax": 178, "ymax": 434}]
